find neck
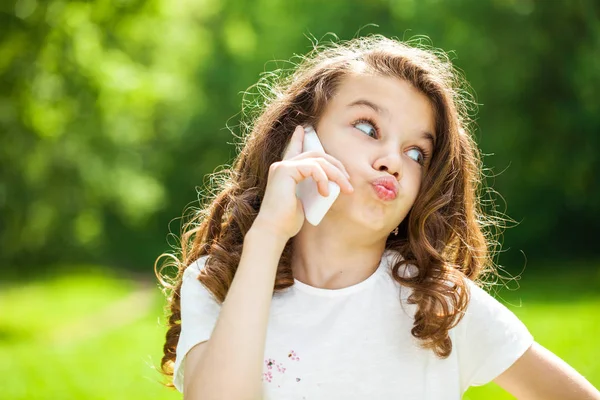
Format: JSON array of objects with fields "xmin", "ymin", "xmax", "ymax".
[{"xmin": 290, "ymin": 216, "xmax": 388, "ymax": 290}]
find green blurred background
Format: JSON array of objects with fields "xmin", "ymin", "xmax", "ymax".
[{"xmin": 1, "ymin": 0, "xmax": 598, "ymax": 398}]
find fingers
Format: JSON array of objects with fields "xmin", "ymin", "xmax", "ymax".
[
  {"xmin": 281, "ymin": 125, "xmax": 353, "ymax": 195},
  {"xmin": 282, "ymin": 126, "xmax": 304, "ymax": 160},
  {"xmin": 283, "ymin": 126, "xmax": 350, "ymax": 178},
  {"xmin": 294, "ymin": 150, "xmax": 350, "ymax": 178},
  {"xmin": 313, "ymin": 158, "xmax": 354, "ymax": 195},
  {"xmin": 296, "ymin": 163, "xmax": 330, "ymax": 196},
  {"xmin": 296, "ymin": 158, "xmax": 354, "ymax": 196}
]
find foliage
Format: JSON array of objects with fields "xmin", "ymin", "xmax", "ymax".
[{"xmin": 1, "ymin": 0, "xmax": 598, "ymax": 270}]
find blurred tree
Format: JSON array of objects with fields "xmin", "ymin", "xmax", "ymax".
[
  {"xmin": 0, "ymin": 0, "xmax": 598, "ymax": 273},
  {"xmin": 0, "ymin": 0, "xmax": 223, "ymax": 269}
]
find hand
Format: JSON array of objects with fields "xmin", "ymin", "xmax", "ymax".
[{"xmin": 252, "ymin": 125, "xmax": 354, "ymax": 240}]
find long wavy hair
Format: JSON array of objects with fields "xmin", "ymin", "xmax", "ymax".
[{"xmin": 155, "ymin": 34, "xmax": 507, "ymax": 387}]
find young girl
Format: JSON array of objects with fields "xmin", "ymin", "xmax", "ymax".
[{"xmin": 155, "ymin": 35, "xmax": 600, "ymax": 399}]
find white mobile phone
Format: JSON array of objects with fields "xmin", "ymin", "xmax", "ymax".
[{"xmin": 295, "ymin": 125, "xmax": 341, "ymax": 226}]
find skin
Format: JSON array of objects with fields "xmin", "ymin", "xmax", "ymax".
[
  {"xmin": 493, "ymin": 340, "xmax": 600, "ymax": 399},
  {"xmin": 288, "ymin": 73, "xmax": 600, "ymax": 399},
  {"xmin": 290, "ymin": 72, "xmax": 435, "ymax": 290}
]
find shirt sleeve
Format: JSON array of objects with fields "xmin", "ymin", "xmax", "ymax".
[
  {"xmin": 456, "ymin": 277, "xmax": 534, "ymax": 391},
  {"xmin": 172, "ymin": 255, "xmax": 221, "ymax": 393}
]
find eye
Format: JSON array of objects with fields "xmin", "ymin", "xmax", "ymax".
[
  {"xmin": 406, "ymin": 148, "xmax": 424, "ymax": 165},
  {"xmin": 352, "ymin": 118, "xmax": 379, "ymax": 138},
  {"xmin": 353, "ymin": 117, "xmax": 430, "ymax": 166}
]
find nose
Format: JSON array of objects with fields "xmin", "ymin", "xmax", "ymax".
[{"xmin": 373, "ymin": 151, "xmax": 403, "ymax": 181}]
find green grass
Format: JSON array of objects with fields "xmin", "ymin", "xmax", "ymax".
[
  {"xmin": 0, "ymin": 266, "xmax": 179, "ymax": 400},
  {"xmin": 464, "ymin": 299, "xmax": 600, "ymax": 399},
  {"xmin": 0, "ymin": 263, "xmax": 598, "ymax": 399}
]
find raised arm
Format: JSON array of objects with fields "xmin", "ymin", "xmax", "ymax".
[
  {"xmin": 493, "ymin": 341, "xmax": 600, "ymax": 400},
  {"xmin": 182, "ymin": 125, "xmax": 354, "ymax": 399},
  {"xmin": 183, "ymin": 225, "xmax": 288, "ymax": 400}
]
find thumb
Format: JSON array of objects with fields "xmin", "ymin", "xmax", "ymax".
[{"xmin": 282, "ymin": 125, "xmax": 305, "ymax": 160}]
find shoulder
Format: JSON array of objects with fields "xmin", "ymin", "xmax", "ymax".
[
  {"xmin": 451, "ymin": 277, "xmax": 511, "ymax": 337},
  {"xmin": 460, "ymin": 277, "xmax": 516, "ymax": 321},
  {"xmin": 180, "ymin": 254, "xmax": 221, "ymax": 306},
  {"xmin": 183, "ymin": 254, "xmax": 210, "ymax": 279},
  {"xmin": 455, "ymin": 276, "xmax": 534, "ymax": 384}
]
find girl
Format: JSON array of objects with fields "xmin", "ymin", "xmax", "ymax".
[{"xmin": 155, "ymin": 35, "xmax": 600, "ymax": 399}]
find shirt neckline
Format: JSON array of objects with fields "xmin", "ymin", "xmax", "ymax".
[{"xmin": 292, "ymin": 249, "xmax": 396, "ymax": 297}]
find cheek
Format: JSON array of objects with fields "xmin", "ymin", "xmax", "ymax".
[
  {"xmin": 320, "ymin": 133, "xmax": 355, "ymax": 165},
  {"xmin": 404, "ymin": 169, "xmax": 424, "ymax": 197},
  {"xmin": 332, "ymin": 152, "xmax": 356, "ymax": 174}
]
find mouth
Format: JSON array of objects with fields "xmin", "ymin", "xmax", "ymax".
[
  {"xmin": 371, "ymin": 184, "xmax": 397, "ymax": 201},
  {"xmin": 369, "ymin": 175, "xmax": 399, "ymax": 201}
]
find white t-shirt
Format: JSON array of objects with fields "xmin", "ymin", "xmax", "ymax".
[{"xmin": 173, "ymin": 249, "xmax": 534, "ymax": 399}]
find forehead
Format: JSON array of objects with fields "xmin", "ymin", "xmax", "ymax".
[{"xmin": 327, "ymin": 73, "xmax": 436, "ymax": 133}]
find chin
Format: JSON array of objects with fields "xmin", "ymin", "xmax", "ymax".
[
  {"xmin": 356, "ymin": 213, "xmax": 390, "ymax": 232},
  {"xmin": 333, "ymin": 195, "xmax": 401, "ymax": 227}
]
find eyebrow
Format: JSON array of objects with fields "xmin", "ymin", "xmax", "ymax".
[
  {"xmin": 347, "ymin": 99, "xmax": 436, "ymax": 147},
  {"xmin": 348, "ymin": 99, "xmax": 388, "ymax": 116}
]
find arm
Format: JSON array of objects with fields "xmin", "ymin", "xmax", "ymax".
[
  {"xmin": 493, "ymin": 341, "xmax": 600, "ymax": 400},
  {"xmin": 184, "ymin": 225, "xmax": 288, "ymax": 400},
  {"xmin": 181, "ymin": 125, "xmax": 353, "ymax": 398}
]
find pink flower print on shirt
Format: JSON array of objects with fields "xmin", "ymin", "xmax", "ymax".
[
  {"xmin": 263, "ymin": 370, "xmax": 273, "ymax": 383},
  {"xmin": 262, "ymin": 351, "xmax": 299, "ymax": 384},
  {"xmin": 265, "ymin": 358, "xmax": 275, "ymax": 370},
  {"xmin": 276, "ymin": 362, "xmax": 286, "ymax": 373},
  {"xmin": 288, "ymin": 350, "xmax": 300, "ymax": 361},
  {"xmin": 262, "ymin": 358, "xmax": 287, "ymax": 383}
]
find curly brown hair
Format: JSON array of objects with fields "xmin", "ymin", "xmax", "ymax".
[{"xmin": 154, "ymin": 34, "xmax": 507, "ymax": 388}]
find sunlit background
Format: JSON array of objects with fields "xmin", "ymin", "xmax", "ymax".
[{"xmin": 1, "ymin": 0, "xmax": 599, "ymax": 398}]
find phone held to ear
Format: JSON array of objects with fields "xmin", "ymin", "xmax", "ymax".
[{"xmin": 295, "ymin": 125, "xmax": 341, "ymax": 226}]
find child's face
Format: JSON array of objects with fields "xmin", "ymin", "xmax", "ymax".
[{"xmin": 314, "ymin": 73, "xmax": 436, "ymax": 234}]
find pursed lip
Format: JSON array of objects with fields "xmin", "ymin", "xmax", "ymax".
[{"xmin": 370, "ymin": 176, "xmax": 399, "ymax": 198}]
